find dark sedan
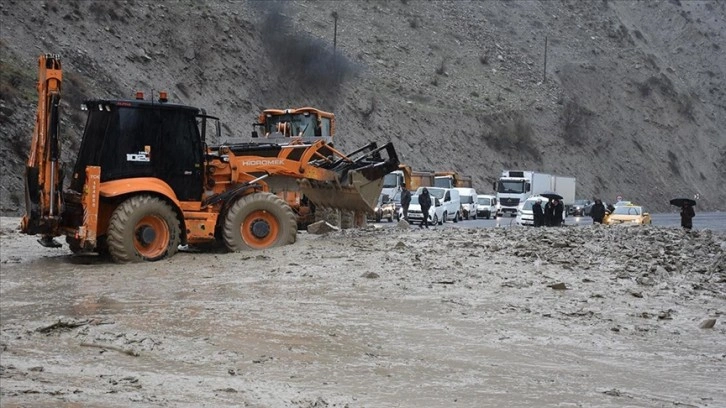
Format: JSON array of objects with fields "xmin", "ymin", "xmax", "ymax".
[{"xmin": 569, "ymin": 199, "xmax": 591, "ymax": 216}]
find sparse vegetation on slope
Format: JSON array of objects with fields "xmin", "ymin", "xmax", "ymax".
[{"xmin": 1, "ymin": 0, "xmax": 724, "ymax": 213}]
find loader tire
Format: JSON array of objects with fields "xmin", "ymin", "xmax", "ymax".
[
  {"xmin": 107, "ymin": 195, "xmax": 181, "ymax": 263},
  {"xmin": 223, "ymin": 192, "xmax": 297, "ymax": 251}
]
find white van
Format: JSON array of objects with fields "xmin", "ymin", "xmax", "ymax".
[
  {"xmin": 476, "ymin": 194, "xmax": 497, "ymax": 219},
  {"xmin": 417, "ymin": 187, "xmax": 461, "ymax": 223},
  {"xmin": 455, "ymin": 187, "xmax": 478, "ymax": 220}
]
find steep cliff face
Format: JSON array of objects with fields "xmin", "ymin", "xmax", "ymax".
[{"xmin": 1, "ymin": 0, "xmax": 724, "ymax": 214}]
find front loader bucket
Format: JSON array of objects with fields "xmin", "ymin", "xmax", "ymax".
[
  {"xmin": 299, "ymin": 172, "xmax": 384, "ymax": 213},
  {"xmin": 299, "ymin": 141, "xmax": 400, "ymax": 213}
]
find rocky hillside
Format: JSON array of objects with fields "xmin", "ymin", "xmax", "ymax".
[{"xmin": 1, "ymin": 0, "xmax": 725, "ymax": 214}]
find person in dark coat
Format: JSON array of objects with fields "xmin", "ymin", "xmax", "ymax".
[
  {"xmin": 544, "ymin": 199, "xmax": 555, "ymax": 226},
  {"xmin": 552, "ymin": 199, "xmax": 564, "ymax": 226},
  {"xmin": 418, "ymin": 187, "xmax": 432, "ymax": 229},
  {"xmin": 680, "ymin": 203, "xmax": 695, "ymax": 230},
  {"xmin": 532, "ymin": 199, "xmax": 544, "ymax": 227},
  {"xmin": 400, "ymin": 184, "xmax": 412, "ymax": 222},
  {"xmin": 590, "ymin": 199, "xmax": 606, "ymax": 224}
]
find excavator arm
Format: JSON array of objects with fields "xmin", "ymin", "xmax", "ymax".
[{"xmin": 21, "ymin": 54, "xmax": 63, "ymax": 237}]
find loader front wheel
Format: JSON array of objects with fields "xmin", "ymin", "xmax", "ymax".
[
  {"xmin": 107, "ymin": 195, "xmax": 181, "ymax": 263},
  {"xmin": 223, "ymin": 192, "xmax": 297, "ymax": 251}
]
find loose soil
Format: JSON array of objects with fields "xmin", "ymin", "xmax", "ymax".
[{"xmin": 1, "ymin": 217, "xmax": 725, "ymax": 407}]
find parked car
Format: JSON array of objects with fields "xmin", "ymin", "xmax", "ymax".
[
  {"xmin": 455, "ymin": 187, "xmax": 478, "ymax": 220},
  {"xmin": 369, "ymin": 193, "xmax": 389, "ymax": 222},
  {"xmin": 476, "ymin": 194, "xmax": 497, "ymax": 219},
  {"xmin": 382, "ymin": 192, "xmax": 402, "ymax": 222},
  {"xmin": 406, "ymin": 194, "xmax": 445, "ymax": 225},
  {"xmin": 516, "ymin": 196, "xmax": 566, "ymax": 226},
  {"xmin": 381, "ymin": 200, "xmax": 397, "ymax": 222},
  {"xmin": 568, "ymin": 199, "xmax": 591, "ymax": 216},
  {"xmin": 605, "ymin": 204, "xmax": 651, "ymax": 225},
  {"xmin": 417, "ymin": 187, "xmax": 461, "ymax": 222}
]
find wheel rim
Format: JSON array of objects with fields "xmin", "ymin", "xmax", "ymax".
[
  {"xmin": 133, "ymin": 215, "xmax": 170, "ymax": 259},
  {"xmin": 241, "ymin": 210, "xmax": 279, "ymax": 249}
]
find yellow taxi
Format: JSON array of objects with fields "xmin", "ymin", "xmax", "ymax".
[{"xmin": 605, "ymin": 204, "xmax": 652, "ymax": 225}]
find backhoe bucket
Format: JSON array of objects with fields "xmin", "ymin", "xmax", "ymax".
[{"xmin": 299, "ymin": 142, "xmax": 399, "ymax": 213}]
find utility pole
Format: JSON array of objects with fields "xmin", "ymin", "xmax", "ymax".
[
  {"xmin": 332, "ymin": 11, "xmax": 339, "ymax": 56},
  {"xmin": 543, "ymin": 35, "xmax": 548, "ymax": 83},
  {"xmin": 332, "ymin": 11, "xmax": 339, "ymax": 81}
]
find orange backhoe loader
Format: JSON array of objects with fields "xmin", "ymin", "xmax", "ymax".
[{"xmin": 21, "ymin": 54, "xmax": 399, "ymax": 262}]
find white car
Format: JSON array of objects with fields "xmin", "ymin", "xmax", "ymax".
[
  {"xmin": 405, "ymin": 194, "xmax": 446, "ymax": 225},
  {"xmin": 416, "ymin": 187, "xmax": 460, "ymax": 223},
  {"xmin": 516, "ymin": 196, "xmax": 566, "ymax": 226},
  {"xmin": 476, "ymin": 194, "xmax": 497, "ymax": 219}
]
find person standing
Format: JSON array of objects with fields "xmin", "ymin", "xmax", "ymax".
[
  {"xmin": 553, "ymin": 199, "xmax": 564, "ymax": 226},
  {"xmin": 532, "ymin": 199, "xmax": 544, "ymax": 227},
  {"xmin": 590, "ymin": 199, "xmax": 606, "ymax": 224},
  {"xmin": 418, "ymin": 187, "xmax": 432, "ymax": 229},
  {"xmin": 544, "ymin": 199, "xmax": 555, "ymax": 227},
  {"xmin": 400, "ymin": 184, "xmax": 412, "ymax": 222},
  {"xmin": 680, "ymin": 202, "xmax": 695, "ymax": 231}
]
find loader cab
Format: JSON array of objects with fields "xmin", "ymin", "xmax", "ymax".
[
  {"xmin": 70, "ymin": 98, "xmax": 209, "ymax": 201},
  {"xmin": 251, "ymin": 107, "xmax": 334, "ymax": 143}
]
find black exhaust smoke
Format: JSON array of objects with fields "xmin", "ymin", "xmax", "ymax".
[{"xmin": 251, "ymin": 0, "xmax": 360, "ymax": 89}]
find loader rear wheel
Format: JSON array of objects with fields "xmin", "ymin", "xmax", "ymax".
[
  {"xmin": 107, "ymin": 195, "xmax": 181, "ymax": 263},
  {"xmin": 223, "ymin": 192, "xmax": 297, "ymax": 251}
]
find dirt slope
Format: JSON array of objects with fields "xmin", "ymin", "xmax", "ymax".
[{"xmin": 1, "ymin": 0, "xmax": 725, "ymax": 213}]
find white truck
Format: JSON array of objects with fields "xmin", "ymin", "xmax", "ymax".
[
  {"xmin": 381, "ymin": 167, "xmax": 435, "ymax": 199},
  {"xmin": 552, "ymin": 176, "xmax": 576, "ymax": 212},
  {"xmin": 495, "ymin": 170, "xmax": 554, "ymax": 217},
  {"xmin": 381, "ymin": 170, "xmax": 406, "ymax": 200}
]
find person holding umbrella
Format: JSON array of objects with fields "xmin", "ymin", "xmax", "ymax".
[
  {"xmin": 540, "ymin": 192, "xmax": 563, "ymax": 227},
  {"xmin": 670, "ymin": 198, "xmax": 696, "ymax": 231}
]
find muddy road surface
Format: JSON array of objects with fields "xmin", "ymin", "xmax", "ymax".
[{"xmin": 1, "ymin": 217, "xmax": 725, "ymax": 407}]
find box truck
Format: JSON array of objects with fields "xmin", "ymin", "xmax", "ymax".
[{"xmin": 494, "ymin": 171, "xmax": 553, "ymax": 216}]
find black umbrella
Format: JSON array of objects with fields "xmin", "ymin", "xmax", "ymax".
[
  {"xmin": 540, "ymin": 191, "xmax": 563, "ymax": 200},
  {"xmin": 670, "ymin": 198, "xmax": 696, "ymax": 207}
]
